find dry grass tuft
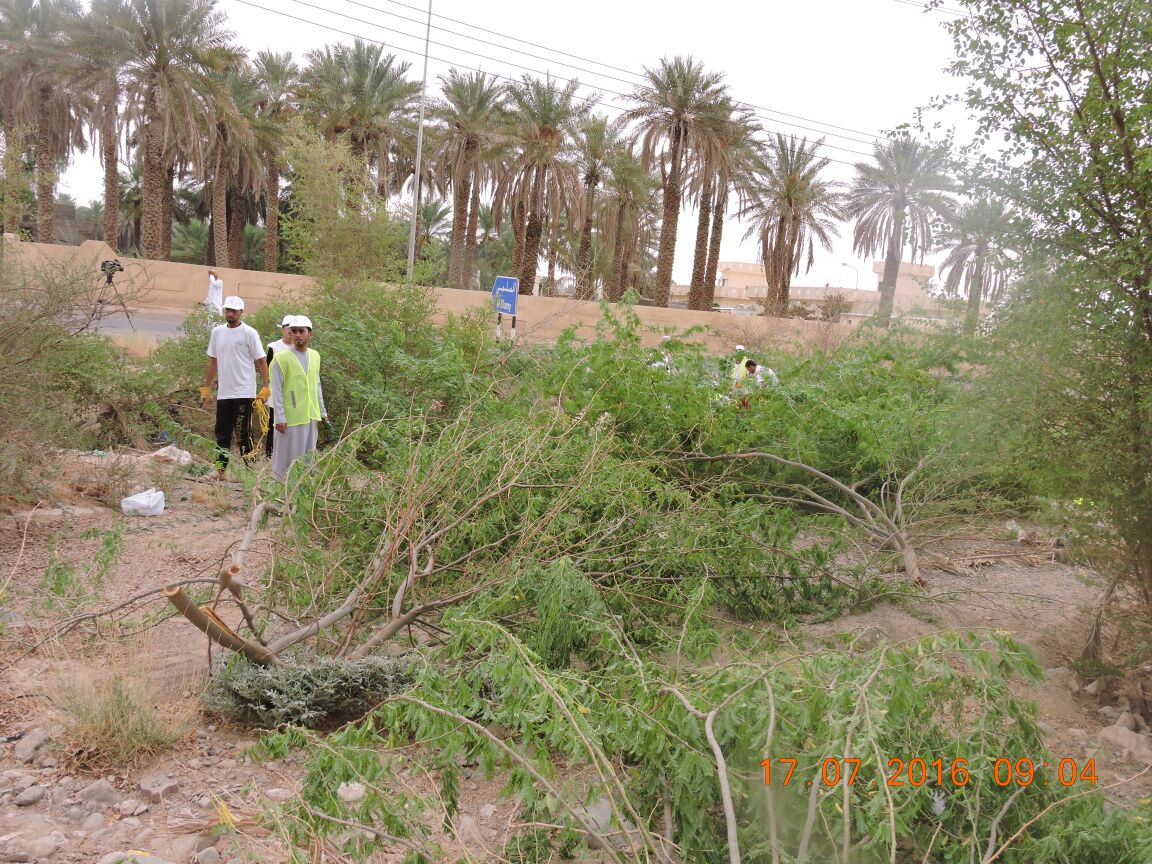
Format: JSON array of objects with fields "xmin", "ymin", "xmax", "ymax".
[{"xmin": 52, "ymin": 639, "xmax": 193, "ymax": 773}]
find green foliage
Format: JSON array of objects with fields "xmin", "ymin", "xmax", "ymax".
[
  {"xmin": 204, "ymin": 652, "xmax": 415, "ymax": 728},
  {"xmin": 269, "ymin": 620, "xmax": 1139, "ymax": 864},
  {"xmin": 279, "ymin": 124, "xmax": 441, "ymax": 284},
  {"xmin": 37, "ymin": 524, "xmax": 124, "ymax": 613}
]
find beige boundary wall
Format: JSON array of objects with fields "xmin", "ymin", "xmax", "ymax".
[{"xmin": 10, "ymin": 239, "xmax": 854, "ymax": 355}]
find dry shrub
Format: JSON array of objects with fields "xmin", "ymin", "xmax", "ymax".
[{"xmin": 52, "ymin": 639, "xmax": 193, "ymax": 773}]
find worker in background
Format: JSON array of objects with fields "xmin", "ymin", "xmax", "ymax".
[{"xmin": 264, "ymin": 315, "xmax": 294, "ymax": 458}]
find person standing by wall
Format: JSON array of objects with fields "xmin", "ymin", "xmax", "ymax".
[
  {"xmin": 204, "ymin": 269, "xmax": 225, "ymax": 313},
  {"xmin": 264, "ymin": 315, "xmax": 294, "ymax": 458},
  {"xmin": 270, "ymin": 315, "xmax": 327, "ymax": 481},
  {"xmin": 201, "ymin": 296, "xmax": 270, "ymax": 480}
]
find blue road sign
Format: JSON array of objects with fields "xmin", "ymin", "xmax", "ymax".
[{"xmin": 492, "ymin": 276, "xmax": 519, "ymax": 316}]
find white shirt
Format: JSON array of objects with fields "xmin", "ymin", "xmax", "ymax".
[
  {"xmin": 204, "ymin": 275, "xmax": 224, "ymax": 312},
  {"xmin": 207, "ymin": 323, "xmax": 264, "ymax": 400},
  {"xmin": 266, "ymin": 339, "xmax": 290, "ymax": 412}
]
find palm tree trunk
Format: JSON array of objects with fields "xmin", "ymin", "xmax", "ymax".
[
  {"xmin": 702, "ymin": 183, "xmax": 726, "ymax": 309},
  {"xmin": 2, "ymin": 119, "xmax": 25, "ymax": 241},
  {"xmin": 764, "ymin": 215, "xmax": 789, "ymax": 317},
  {"xmin": 545, "ymin": 217, "xmax": 558, "ymax": 296},
  {"xmin": 212, "ymin": 174, "xmax": 229, "ymax": 269},
  {"xmin": 606, "ymin": 200, "xmax": 629, "ymax": 302},
  {"xmin": 448, "ymin": 140, "xmax": 476, "ymax": 290},
  {"xmin": 35, "ymin": 89, "xmax": 56, "ymax": 243},
  {"xmin": 463, "ymin": 168, "xmax": 481, "ymax": 289},
  {"xmin": 101, "ymin": 83, "xmax": 120, "ymax": 251},
  {"xmin": 519, "ymin": 163, "xmax": 546, "ymax": 294},
  {"xmin": 511, "ymin": 198, "xmax": 526, "ymax": 280},
  {"xmin": 688, "ymin": 172, "xmax": 714, "ymax": 310},
  {"xmin": 264, "ymin": 161, "xmax": 279, "ymax": 272},
  {"xmin": 653, "ymin": 124, "xmax": 684, "ymax": 307},
  {"xmin": 140, "ymin": 86, "xmax": 166, "ymax": 260},
  {"xmin": 876, "ymin": 208, "xmax": 905, "ymax": 325},
  {"xmin": 963, "ymin": 259, "xmax": 985, "ymax": 335},
  {"xmin": 228, "ymin": 190, "xmax": 245, "ymax": 268},
  {"xmin": 161, "ymin": 163, "xmax": 174, "ymax": 260},
  {"xmin": 575, "ymin": 181, "xmax": 596, "ymax": 300}
]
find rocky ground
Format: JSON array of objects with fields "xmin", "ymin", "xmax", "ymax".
[{"xmin": 1, "ymin": 450, "xmax": 1151, "ymax": 862}]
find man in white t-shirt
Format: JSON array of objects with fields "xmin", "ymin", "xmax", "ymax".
[
  {"xmin": 200, "ymin": 296, "xmax": 270, "ymax": 480},
  {"xmin": 263, "ymin": 315, "xmax": 294, "ymax": 458},
  {"xmin": 204, "ymin": 269, "xmax": 224, "ymax": 313}
]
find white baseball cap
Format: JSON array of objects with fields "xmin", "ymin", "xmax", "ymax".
[
  {"xmin": 222, "ymin": 295, "xmax": 245, "ymax": 310},
  {"xmin": 291, "ymin": 315, "xmax": 313, "ymax": 330},
  {"xmin": 279, "ymin": 315, "xmax": 294, "ymax": 327}
]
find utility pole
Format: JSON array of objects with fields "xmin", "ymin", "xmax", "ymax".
[{"xmin": 405, "ymin": 0, "xmax": 433, "ymax": 286}]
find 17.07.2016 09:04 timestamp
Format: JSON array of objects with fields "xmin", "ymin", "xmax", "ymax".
[{"xmin": 761, "ymin": 757, "xmax": 1098, "ymax": 788}]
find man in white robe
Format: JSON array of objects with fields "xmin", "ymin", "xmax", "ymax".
[{"xmin": 270, "ymin": 316, "xmax": 327, "ymax": 481}]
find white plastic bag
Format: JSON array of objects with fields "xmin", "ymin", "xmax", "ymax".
[{"xmin": 121, "ymin": 488, "xmax": 165, "ymax": 517}]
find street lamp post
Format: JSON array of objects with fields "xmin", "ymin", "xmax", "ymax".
[
  {"xmin": 405, "ymin": 0, "xmax": 432, "ymax": 287},
  {"xmin": 840, "ymin": 262, "xmax": 859, "ymax": 290}
]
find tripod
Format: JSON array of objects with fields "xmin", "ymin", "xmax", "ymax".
[{"xmin": 92, "ymin": 260, "xmax": 135, "ymax": 334}]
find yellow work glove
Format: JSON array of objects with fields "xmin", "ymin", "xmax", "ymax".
[
  {"xmin": 256, "ymin": 385, "xmax": 271, "ymax": 403},
  {"xmin": 199, "ymin": 386, "xmax": 212, "ymax": 405}
]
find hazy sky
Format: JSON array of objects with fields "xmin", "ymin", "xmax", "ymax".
[{"xmin": 60, "ymin": 0, "xmax": 967, "ymax": 290}]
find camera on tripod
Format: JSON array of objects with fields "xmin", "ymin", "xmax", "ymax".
[{"xmin": 100, "ymin": 259, "xmax": 124, "ymax": 284}]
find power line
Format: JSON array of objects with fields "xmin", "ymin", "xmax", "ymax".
[
  {"xmin": 890, "ymin": 0, "xmax": 970, "ymax": 18},
  {"xmin": 267, "ymin": 0, "xmax": 879, "ymax": 159},
  {"xmin": 342, "ymin": 0, "xmax": 889, "ymax": 143}
]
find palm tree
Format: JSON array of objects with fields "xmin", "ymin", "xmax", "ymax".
[
  {"xmin": 571, "ymin": 114, "xmax": 622, "ymax": 299},
  {"xmin": 433, "ymin": 69, "xmax": 505, "ymax": 290},
  {"xmin": 0, "ymin": 0, "xmax": 87, "ymax": 244},
  {"xmin": 500, "ymin": 74, "xmax": 586, "ymax": 294},
  {"xmin": 741, "ymin": 134, "xmax": 844, "ymax": 317},
  {"xmin": 687, "ymin": 103, "xmax": 759, "ymax": 310},
  {"xmin": 204, "ymin": 67, "xmax": 260, "ymax": 268},
  {"xmin": 601, "ymin": 148, "xmax": 659, "ymax": 302},
  {"xmin": 940, "ymin": 197, "xmax": 1016, "ymax": 334},
  {"xmin": 301, "ymin": 40, "xmax": 418, "ymax": 202},
  {"xmin": 121, "ymin": 0, "xmax": 240, "ymax": 260},
  {"xmin": 416, "ymin": 196, "xmax": 451, "ymax": 251},
  {"xmin": 70, "ymin": 0, "xmax": 137, "ymax": 252},
  {"xmin": 845, "ymin": 135, "xmax": 956, "ymax": 325},
  {"xmin": 624, "ymin": 56, "xmax": 728, "ymax": 306},
  {"xmin": 252, "ymin": 50, "xmax": 297, "ymax": 272}
]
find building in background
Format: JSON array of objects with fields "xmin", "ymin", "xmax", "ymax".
[{"xmin": 672, "ymin": 261, "xmax": 981, "ymax": 324}]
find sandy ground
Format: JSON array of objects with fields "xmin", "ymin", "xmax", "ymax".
[{"xmin": 0, "ymin": 451, "xmax": 1149, "ymax": 862}]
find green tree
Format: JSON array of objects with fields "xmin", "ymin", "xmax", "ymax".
[
  {"xmin": 433, "ymin": 69, "xmax": 505, "ymax": 290},
  {"xmin": 845, "ymin": 134, "xmax": 955, "ymax": 325},
  {"xmin": 571, "ymin": 114, "xmax": 623, "ymax": 299},
  {"xmin": 301, "ymin": 40, "xmax": 418, "ymax": 203},
  {"xmin": 940, "ymin": 0, "xmax": 1152, "ymax": 596},
  {"xmin": 687, "ymin": 102, "xmax": 759, "ymax": 310},
  {"xmin": 624, "ymin": 56, "xmax": 727, "ymax": 307},
  {"xmin": 939, "ymin": 197, "xmax": 1016, "ymax": 334},
  {"xmin": 71, "ymin": 0, "xmax": 136, "ymax": 252},
  {"xmin": 742, "ymin": 134, "xmax": 843, "ymax": 318},
  {"xmin": 0, "ymin": 0, "xmax": 87, "ymax": 244},
  {"xmin": 252, "ymin": 50, "xmax": 299, "ymax": 273},
  {"xmin": 500, "ymin": 74, "xmax": 586, "ymax": 294},
  {"xmin": 122, "ymin": 0, "xmax": 240, "ymax": 260}
]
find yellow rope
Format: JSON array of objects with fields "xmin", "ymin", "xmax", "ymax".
[{"xmin": 246, "ymin": 398, "xmax": 270, "ymax": 460}]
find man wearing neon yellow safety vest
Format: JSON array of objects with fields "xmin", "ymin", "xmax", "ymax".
[{"xmin": 270, "ymin": 315, "xmax": 328, "ymax": 480}]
